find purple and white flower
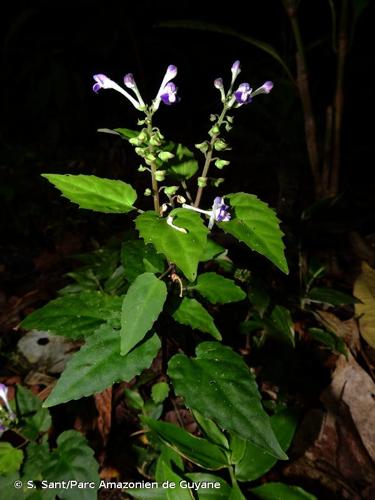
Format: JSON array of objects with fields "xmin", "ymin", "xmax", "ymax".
[
  {"xmin": 234, "ymin": 83, "xmax": 253, "ymax": 105},
  {"xmin": 231, "ymin": 60, "xmax": 241, "ymax": 84},
  {"xmin": 92, "ymin": 74, "xmax": 142, "ymax": 109},
  {"xmin": 252, "ymin": 80, "xmax": 274, "ymax": 96},
  {"xmin": 214, "ymin": 78, "xmax": 226, "ymax": 102},
  {"xmin": 182, "ymin": 196, "xmax": 231, "ymax": 230},
  {"xmin": 153, "ymin": 65, "xmax": 179, "ymax": 111}
]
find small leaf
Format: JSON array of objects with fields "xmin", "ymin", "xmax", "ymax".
[
  {"xmin": 21, "ymin": 291, "xmax": 122, "ymax": 339},
  {"xmin": 114, "ymin": 127, "xmax": 138, "ymax": 139},
  {"xmin": 143, "ymin": 417, "xmax": 230, "ymax": 469},
  {"xmin": 172, "ymin": 298, "xmax": 221, "ymax": 340},
  {"xmin": 42, "ymin": 174, "xmax": 137, "ymax": 213},
  {"xmin": 16, "ymin": 385, "xmax": 51, "ymax": 440},
  {"xmin": 192, "ymin": 410, "xmax": 229, "ymax": 450},
  {"xmin": 308, "ymin": 328, "xmax": 347, "ymax": 357},
  {"xmin": 120, "ymin": 273, "xmax": 167, "ymax": 355},
  {"xmin": 192, "ymin": 272, "xmax": 246, "ymax": 304},
  {"xmin": 220, "ymin": 193, "xmax": 288, "ymax": 274},
  {"xmin": 251, "ymin": 482, "xmax": 317, "ymax": 500},
  {"xmin": 121, "ymin": 240, "xmax": 165, "ymax": 283},
  {"xmin": 43, "ymin": 325, "xmax": 160, "ymax": 407},
  {"xmin": 124, "ymin": 388, "xmax": 144, "ymax": 410},
  {"xmin": 354, "ymin": 262, "xmax": 375, "ymax": 349},
  {"xmin": 168, "ymin": 342, "xmax": 287, "ymax": 460},
  {"xmin": 136, "ymin": 209, "xmax": 208, "ymax": 281},
  {"xmin": 151, "ymin": 382, "xmax": 170, "ymax": 404},
  {"xmin": 0, "ymin": 443, "xmax": 23, "ymax": 475},
  {"xmin": 168, "ymin": 159, "xmax": 199, "ymax": 180},
  {"xmin": 307, "ymin": 287, "xmax": 360, "ymax": 306},
  {"xmin": 266, "ymin": 305, "xmax": 295, "ymax": 347},
  {"xmin": 44, "ymin": 430, "xmax": 99, "ymax": 500}
]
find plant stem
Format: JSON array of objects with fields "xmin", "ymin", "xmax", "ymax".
[
  {"xmin": 146, "ymin": 114, "xmax": 160, "ymax": 213},
  {"xmin": 194, "ymin": 107, "xmax": 227, "ymax": 208}
]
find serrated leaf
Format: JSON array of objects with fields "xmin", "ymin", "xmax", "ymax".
[
  {"xmin": 44, "ymin": 430, "xmax": 99, "ymax": 500},
  {"xmin": 233, "ymin": 409, "xmax": 298, "ymax": 481},
  {"xmin": 136, "ymin": 209, "xmax": 208, "ymax": 281},
  {"xmin": 16, "ymin": 385, "xmax": 51, "ymax": 440},
  {"xmin": 21, "ymin": 291, "xmax": 122, "ymax": 339},
  {"xmin": 42, "ymin": 174, "xmax": 137, "ymax": 213},
  {"xmin": 0, "ymin": 443, "xmax": 23, "ymax": 475},
  {"xmin": 151, "ymin": 382, "xmax": 170, "ymax": 404},
  {"xmin": 43, "ymin": 325, "xmax": 160, "ymax": 407},
  {"xmin": 220, "ymin": 193, "xmax": 288, "ymax": 274},
  {"xmin": 120, "ymin": 273, "xmax": 167, "ymax": 355},
  {"xmin": 168, "ymin": 342, "xmax": 287, "ymax": 460},
  {"xmin": 308, "ymin": 328, "xmax": 347, "ymax": 357},
  {"xmin": 172, "ymin": 298, "xmax": 221, "ymax": 340},
  {"xmin": 250, "ymin": 482, "xmax": 317, "ymax": 500},
  {"xmin": 307, "ymin": 287, "xmax": 360, "ymax": 306},
  {"xmin": 121, "ymin": 240, "xmax": 165, "ymax": 282},
  {"xmin": 266, "ymin": 305, "xmax": 295, "ymax": 347},
  {"xmin": 168, "ymin": 160, "xmax": 199, "ymax": 180},
  {"xmin": 354, "ymin": 262, "xmax": 375, "ymax": 349},
  {"xmin": 200, "ymin": 238, "xmax": 225, "ymax": 262},
  {"xmin": 143, "ymin": 417, "xmax": 229, "ymax": 470},
  {"xmin": 192, "ymin": 272, "xmax": 246, "ymax": 304},
  {"xmin": 23, "ymin": 441, "xmax": 51, "ymax": 481}
]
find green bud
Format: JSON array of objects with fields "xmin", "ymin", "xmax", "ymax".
[
  {"xmin": 208, "ymin": 125, "xmax": 220, "ymax": 137},
  {"xmin": 145, "ymin": 153, "xmax": 157, "ymax": 162},
  {"xmin": 158, "ymin": 151, "xmax": 175, "ymax": 162},
  {"xmin": 138, "ymin": 165, "xmax": 147, "ymax": 172},
  {"xmin": 138, "ymin": 131, "xmax": 147, "ymax": 142},
  {"xmin": 129, "ymin": 137, "xmax": 142, "ymax": 146},
  {"xmin": 210, "ymin": 114, "xmax": 217, "ymax": 122},
  {"xmin": 212, "ymin": 177, "xmax": 225, "ymax": 187},
  {"xmin": 227, "ymin": 115, "xmax": 234, "ymax": 124},
  {"xmin": 213, "ymin": 139, "xmax": 229, "ymax": 152},
  {"xmin": 155, "ymin": 170, "xmax": 166, "ymax": 181},
  {"xmin": 144, "ymin": 188, "xmax": 152, "ymax": 196},
  {"xmin": 225, "ymin": 123, "xmax": 232, "ymax": 132},
  {"xmin": 149, "ymin": 136, "xmax": 162, "ymax": 146},
  {"xmin": 137, "ymin": 119, "xmax": 146, "ymax": 126},
  {"xmin": 135, "ymin": 147, "xmax": 146, "ymax": 157},
  {"xmin": 198, "ymin": 177, "xmax": 208, "ymax": 187},
  {"xmin": 215, "ymin": 159, "xmax": 230, "ymax": 169},
  {"xmin": 164, "ymin": 185, "xmax": 179, "ymax": 196},
  {"xmin": 195, "ymin": 141, "xmax": 209, "ymax": 154}
]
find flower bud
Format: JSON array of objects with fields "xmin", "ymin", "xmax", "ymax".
[
  {"xmin": 144, "ymin": 188, "xmax": 152, "ymax": 196},
  {"xmin": 138, "ymin": 165, "xmax": 147, "ymax": 172},
  {"xmin": 214, "ymin": 139, "xmax": 229, "ymax": 151},
  {"xmin": 164, "ymin": 185, "xmax": 179, "ymax": 196},
  {"xmin": 198, "ymin": 177, "xmax": 208, "ymax": 187},
  {"xmin": 124, "ymin": 73, "xmax": 136, "ymax": 88},
  {"xmin": 155, "ymin": 170, "xmax": 166, "ymax": 181},
  {"xmin": 158, "ymin": 151, "xmax": 175, "ymax": 162},
  {"xmin": 215, "ymin": 159, "xmax": 230, "ymax": 169},
  {"xmin": 195, "ymin": 142, "xmax": 209, "ymax": 154}
]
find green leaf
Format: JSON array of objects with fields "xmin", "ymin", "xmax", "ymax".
[
  {"xmin": 220, "ymin": 193, "xmax": 288, "ymax": 274},
  {"xmin": 114, "ymin": 127, "xmax": 138, "ymax": 139},
  {"xmin": 308, "ymin": 328, "xmax": 347, "ymax": 357},
  {"xmin": 44, "ymin": 430, "xmax": 99, "ymax": 500},
  {"xmin": 192, "ymin": 272, "xmax": 246, "ymax": 304},
  {"xmin": 136, "ymin": 209, "xmax": 209, "ymax": 281},
  {"xmin": 124, "ymin": 388, "xmax": 144, "ymax": 410},
  {"xmin": 0, "ymin": 443, "xmax": 23, "ymax": 475},
  {"xmin": 16, "ymin": 385, "xmax": 51, "ymax": 440},
  {"xmin": 306, "ymin": 287, "xmax": 360, "ymax": 306},
  {"xmin": 143, "ymin": 417, "xmax": 229, "ymax": 469},
  {"xmin": 266, "ymin": 305, "xmax": 295, "ymax": 347},
  {"xmin": 233, "ymin": 409, "xmax": 298, "ymax": 481},
  {"xmin": 168, "ymin": 160, "xmax": 199, "ymax": 180},
  {"xmin": 185, "ymin": 473, "xmax": 231, "ymax": 499},
  {"xmin": 192, "ymin": 410, "xmax": 229, "ymax": 450},
  {"xmin": 43, "ymin": 325, "xmax": 160, "ymax": 407},
  {"xmin": 42, "ymin": 174, "xmax": 137, "ymax": 213},
  {"xmin": 200, "ymin": 238, "xmax": 225, "ymax": 262},
  {"xmin": 248, "ymin": 277, "xmax": 270, "ymax": 317},
  {"xmin": 155, "ymin": 460, "xmax": 193, "ymax": 500},
  {"xmin": 250, "ymin": 482, "xmax": 317, "ymax": 500},
  {"xmin": 120, "ymin": 272, "xmax": 167, "ymax": 355},
  {"xmin": 121, "ymin": 240, "xmax": 165, "ymax": 283},
  {"xmin": 21, "ymin": 291, "xmax": 122, "ymax": 339},
  {"xmin": 168, "ymin": 342, "xmax": 287, "ymax": 460},
  {"xmin": 23, "ymin": 441, "xmax": 51, "ymax": 481},
  {"xmin": 156, "ymin": 20, "xmax": 294, "ymax": 81},
  {"xmin": 151, "ymin": 382, "xmax": 170, "ymax": 404},
  {"xmin": 172, "ymin": 298, "xmax": 221, "ymax": 340},
  {"xmin": 0, "ymin": 474, "xmax": 24, "ymax": 500}
]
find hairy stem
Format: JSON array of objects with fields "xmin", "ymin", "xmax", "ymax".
[{"xmin": 146, "ymin": 115, "xmax": 160, "ymax": 213}]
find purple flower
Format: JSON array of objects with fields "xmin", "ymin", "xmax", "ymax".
[
  {"xmin": 92, "ymin": 73, "xmax": 142, "ymax": 109},
  {"xmin": 234, "ymin": 83, "xmax": 253, "ymax": 105},
  {"xmin": 252, "ymin": 80, "xmax": 274, "ymax": 97},
  {"xmin": 214, "ymin": 78, "xmax": 224, "ymax": 89},
  {"xmin": 231, "ymin": 60, "xmax": 241, "ymax": 83},
  {"xmin": 160, "ymin": 82, "xmax": 179, "ymax": 105},
  {"xmin": 210, "ymin": 196, "xmax": 231, "ymax": 228},
  {"xmin": 124, "ymin": 73, "xmax": 136, "ymax": 89}
]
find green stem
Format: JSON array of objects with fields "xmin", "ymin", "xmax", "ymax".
[
  {"xmin": 146, "ymin": 114, "xmax": 160, "ymax": 213},
  {"xmin": 194, "ymin": 106, "xmax": 228, "ymax": 208}
]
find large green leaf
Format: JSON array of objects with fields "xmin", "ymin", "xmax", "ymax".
[
  {"xmin": 120, "ymin": 273, "xmax": 167, "ymax": 355},
  {"xmin": 250, "ymin": 482, "xmax": 317, "ymax": 500},
  {"xmin": 23, "ymin": 441, "xmax": 51, "ymax": 481},
  {"xmin": 220, "ymin": 193, "xmax": 288, "ymax": 274},
  {"xmin": 136, "ymin": 209, "xmax": 208, "ymax": 281},
  {"xmin": 0, "ymin": 443, "xmax": 23, "ymax": 475},
  {"xmin": 143, "ymin": 417, "xmax": 229, "ymax": 469},
  {"xmin": 121, "ymin": 240, "xmax": 165, "ymax": 282},
  {"xmin": 168, "ymin": 342, "xmax": 286, "ymax": 459},
  {"xmin": 21, "ymin": 291, "xmax": 122, "ymax": 339},
  {"xmin": 43, "ymin": 325, "xmax": 160, "ymax": 407},
  {"xmin": 42, "ymin": 174, "xmax": 137, "ymax": 213},
  {"xmin": 172, "ymin": 298, "xmax": 221, "ymax": 340},
  {"xmin": 233, "ymin": 409, "xmax": 298, "ymax": 481},
  {"xmin": 192, "ymin": 272, "xmax": 246, "ymax": 304},
  {"xmin": 44, "ymin": 430, "xmax": 99, "ymax": 500},
  {"xmin": 306, "ymin": 287, "xmax": 360, "ymax": 306},
  {"xmin": 16, "ymin": 385, "xmax": 51, "ymax": 440}
]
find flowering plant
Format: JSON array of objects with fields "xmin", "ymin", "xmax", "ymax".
[{"xmin": 13, "ymin": 61, "xmax": 305, "ymax": 499}]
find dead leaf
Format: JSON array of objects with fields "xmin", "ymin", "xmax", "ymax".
[
  {"xmin": 95, "ymin": 387, "xmax": 112, "ymax": 447},
  {"xmin": 354, "ymin": 261, "xmax": 375, "ymax": 349}
]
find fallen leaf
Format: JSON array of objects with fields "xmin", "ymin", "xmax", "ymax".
[{"xmin": 354, "ymin": 261, "xmax": 375, "ymax": 349}]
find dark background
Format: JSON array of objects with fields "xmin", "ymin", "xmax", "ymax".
[{"xmin": 1, "ymin": 0, "xmax": 374, "ymax": 289}]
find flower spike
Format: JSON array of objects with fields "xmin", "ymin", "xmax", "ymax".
[
  {"xmin": 92, "ymin": 74, "xmax": 142, "ymax": 109},
  {"xmin": 153, "ymin": 65, "xmax": 179, "ymax": 111}
]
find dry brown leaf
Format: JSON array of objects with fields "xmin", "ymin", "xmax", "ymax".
[
  {"xmin": 95, "ymin": 387, "xmax": 112, "ymax": 446},
  {"xmin": 354, "ymin": 261, "xmax": 375, "ymax": 349}
]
